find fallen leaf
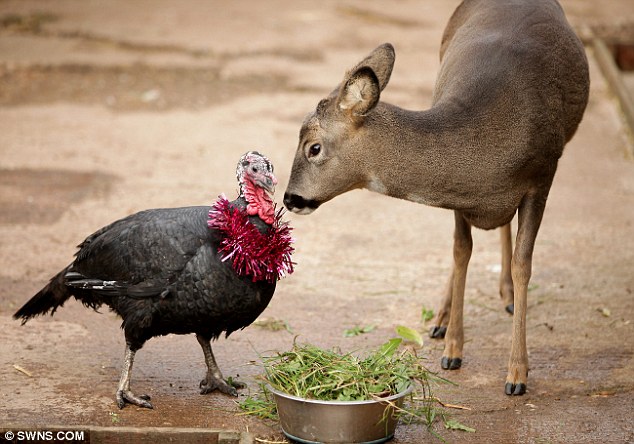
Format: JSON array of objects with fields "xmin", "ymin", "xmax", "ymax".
[
  {"xmin": 444, "ymin": 419, "xmax": 476, "ymax": 432},
  {"xmin": 395, "ymin": 325, "xmax": 424, "ymax": 346},
  {"xmin": 421, "ymin": 306, "xmax": 434, "ymax": 323},
  {"xmin": 426, "ymin": 397, "xmax": 472, "ymax": 410},
  {"xmin": 253, "ymin": 317, "xmax": 293, "ymax": 333},
  {"xmin": 13, "ymin": 364, "xmax": 32, "ymax": 377},
  {"xmin": 597, "ymin": 307, "xmax": 611, "ymax": 317},
  {"xmin": 343, "ymin": 325, "xmax": 376, "ymax": 337},
  {"xmin": 590, "ymin": 390, "xmax": 617, "ymax": 397}
]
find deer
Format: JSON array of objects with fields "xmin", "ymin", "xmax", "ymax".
[{"xmin": 283, "ymin": 0, "xmax": 589, "ymax": 395}]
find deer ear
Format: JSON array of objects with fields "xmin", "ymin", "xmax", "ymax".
[
  {"xmin": 351, "ymin": 43, "xmax": 395, "ymax": 92},
  {"xmin": 337, "ymin": 66, "xmax": 380, "ymax": 116},
  {"xmin": 336, "ymin": 43, "xmax": 395, "ymax": 116}
]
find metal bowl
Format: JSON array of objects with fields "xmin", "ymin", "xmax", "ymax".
[{"xmin": 268, "ymin": 384, "xmax": 413, "ymax": 444}]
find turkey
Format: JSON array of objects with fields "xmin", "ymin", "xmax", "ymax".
[{"xmin": 14, "ymin": 151, "xmax": 294, "ymax": 409}]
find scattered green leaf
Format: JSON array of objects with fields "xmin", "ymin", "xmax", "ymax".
[
  {"xmin": 444, "ymin": 419, "xmax": 475, "ymax": 432},
  {"xmin": 421, "ymin": 307, "xmax": 435, "ymax": 323},
  {"xmin": 109, "ymin": 412, "xmax": 120, "ymax": 424},
  {"xmin": 237, "ymin": 386, "xmax": 278, "ymax": 421},
  {"xmin": 395, "ymin": 325, "xmax": 424, "ymax": 347},
  {"xmin": 344, "ymin": 324, "xmax": 376, "ymax": 337},
  {"xmin": 253, "ymin": 317, "xmax": 293, "ymax": 333}
]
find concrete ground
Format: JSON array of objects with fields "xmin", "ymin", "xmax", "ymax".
[{"xmin": 1, "ymin": 1, "xmax": 633, "ymax": 443}]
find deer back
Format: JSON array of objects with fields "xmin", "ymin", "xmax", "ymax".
[{"xmin": 284, "ymin": 0, "xmax": 589, "ymax": 226}]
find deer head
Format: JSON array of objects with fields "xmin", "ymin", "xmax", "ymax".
[{"xmin": 284, "ymin": 43, "xmax": 396, "ymax": 214}]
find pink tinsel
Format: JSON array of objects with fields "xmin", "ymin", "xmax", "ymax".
[{"xmin": 207, "ymin": 196, "xmax": 294, "ymax": 283}]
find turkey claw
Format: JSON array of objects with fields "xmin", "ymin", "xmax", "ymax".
[
  {"xmin": 199, "ymin": 377, "xmax": 245, "ymax": 396},
  {"xmin": 116, "ymin": 389, "xmax": 153, "ymax": 409}
]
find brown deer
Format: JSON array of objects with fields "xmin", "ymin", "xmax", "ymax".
[{"xmin": 284, "ymin": 0, "xmax": 589, "ymax": 395}]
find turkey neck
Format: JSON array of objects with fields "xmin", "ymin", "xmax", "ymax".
[{"xmin": 240, "ymin": 177, "xmax": 275, "ymax": 225}]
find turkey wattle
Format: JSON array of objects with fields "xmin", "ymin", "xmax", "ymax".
[{"xmin": 14, "ymin": 151, "xmax": 294, "ymax": 409}]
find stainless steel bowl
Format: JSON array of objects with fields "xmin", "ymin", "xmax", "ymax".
[{"xmin": 268, "ymin": 384, "xmax": 413, "ymax": 444}]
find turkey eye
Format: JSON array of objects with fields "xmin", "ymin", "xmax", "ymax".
[
  {"xmin": 251, "ymin": 166, "xmax": 258, "ymax": 173},
  {"xmin": 308, "ymin": 144, "xmax": 321, "ymax": 157}
]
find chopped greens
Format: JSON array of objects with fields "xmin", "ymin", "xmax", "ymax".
[
  {"xmin": 264, "ymin": 338, "xmax": 431, "ymax": 402},
  {"xmin": 238, "ymin": 339, "xmax": 464, "ymax": 437}
]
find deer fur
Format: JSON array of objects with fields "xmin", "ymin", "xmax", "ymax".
[{"xmin": 284, "ymin": 0, "xmax": 589, "ymax": 395}]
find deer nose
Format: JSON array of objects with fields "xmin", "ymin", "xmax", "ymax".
[
  {"xmin": 283, "ymin": 193, "xmax": 320, "ymax": 213},
  {"xmin": 283, "ymin": 192, "xmax": 299, "ymax": 211}
]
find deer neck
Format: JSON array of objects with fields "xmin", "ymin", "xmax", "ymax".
[{"xmin": 362, "ymin": 101, "xmax": 478, "ymax": 209}]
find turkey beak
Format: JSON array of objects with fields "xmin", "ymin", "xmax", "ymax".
[{"xmin": 260, "ymin": 173, "xmax": 277, "ymax": 197}]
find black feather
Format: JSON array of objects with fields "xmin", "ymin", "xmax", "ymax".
[{"xmin": 13, "ymin": 198, "xmax": 276, "ymax": 350}]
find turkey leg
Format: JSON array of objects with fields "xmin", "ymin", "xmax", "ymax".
[
  {"xmin": 116, "ymin": 344, "xmax": 153, "ymax": 409},
  {"xmin": 196, "ymin": 334, "xmax": 245, "ymax": 396}
]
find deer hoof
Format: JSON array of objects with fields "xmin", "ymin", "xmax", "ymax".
[
  {"xmin": 504, "ymin": 382, "xmax": 526, "ymax": 396},
  {"xmin": 429, "ymin": 325, "xmax": 447, "ymax": 339},
  {"xmin": 505, "ymin": 303, "xmax": 514, "ymax": 315},
  {"xmin": 441, "ymin": 356, "xmax": 462, "ymax": 370}
]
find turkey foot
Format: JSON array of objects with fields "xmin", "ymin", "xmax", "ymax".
[
  {"xmin": 116, "ymin": 345, "xmax": 153, "ymax": 409},
  {"xmin": 196, "ymin": 333, "xmax": 244, "ymax": 397},
  {"xmin": 199, "ymin": 375, "xmax": 245, "ymax": 396},
  {"xmin": 116, "ymin": 389, "xmax": 153, "ymax": 409}
]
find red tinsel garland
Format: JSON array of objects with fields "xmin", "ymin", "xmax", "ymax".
[{"xmin": 207, "ymin": 196, "xmax": 295, "ymax": 283}]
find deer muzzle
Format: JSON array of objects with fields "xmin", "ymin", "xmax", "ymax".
[{"xmin": 283, "ymin": 192, "xmax": 321, "ymax": 215}]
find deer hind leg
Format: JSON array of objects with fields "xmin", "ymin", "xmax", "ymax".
[
  {"xmin": 429, "ymin": 268, "xmax": 454, "ymax": 339},
  {"xmin": 500, "ymin": 223, "xmax": 515, "ymax": 314},
  {"xmin": 505, "ymin": 191, "xmax": 547, "ymax": 395},
  {"xmin": 441, "ymin": 212, "xmax": 472, "ymax": 370}
]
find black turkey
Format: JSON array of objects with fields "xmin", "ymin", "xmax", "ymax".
[{"xmin": 14, "ymin": 151, "xmax": 294, "ymax": 409}]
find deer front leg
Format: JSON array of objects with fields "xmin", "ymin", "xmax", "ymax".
[
  {"xmin": 429, "ymin": 269, "xmax": 453, "ymax": 339},
  {"xmin": 441, "ymin": 212, "xmax": 472, "ymax": 370},
  {"xmin": 505, "ymin": 192, "xmax": 547, "ymax": 395},
  {"xmin": 500, "ymin": 223, "xmax": 515, "ymax": 314},
  {"xmin": 432, "ymin": 222, "xmax": 513, "ymax": 341}
]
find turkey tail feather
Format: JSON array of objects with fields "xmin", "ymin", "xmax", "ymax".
[{"xmin": 13, "ymin": 267, "xmax": 72, "ymax": 324}]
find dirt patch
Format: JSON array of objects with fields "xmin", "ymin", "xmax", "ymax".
[
  {"xmin": 0, "ymin": 11, "xmax": 57, "ymax": 34},
  {"xmin": 0, "ymin": 168, "xmax": 113, "ymax": 224},
  {"xmin": 0, "ymin": 64, "xmax": 291, "ymax": 111},
  {"xmin": 0, "ymin": 1, "xmax": 633, "ymax": 443}
]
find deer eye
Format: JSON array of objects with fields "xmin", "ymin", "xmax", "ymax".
[{"xmin": 308, "ymin": 143, "xmax": 321, "ymax": 157}]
